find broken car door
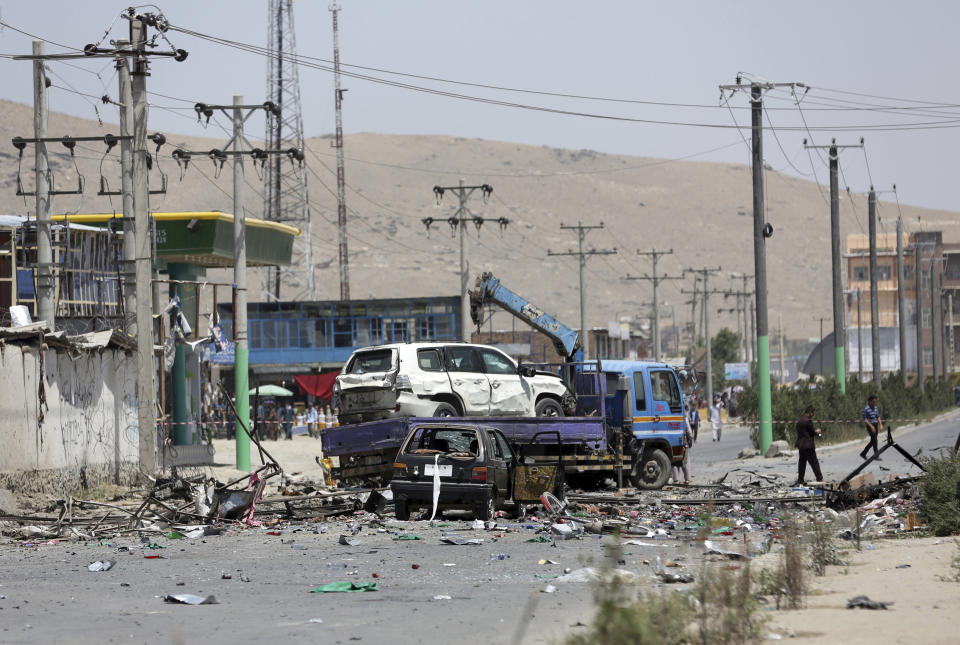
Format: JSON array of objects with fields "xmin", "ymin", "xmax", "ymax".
[
  {"xmin": 487, "ymin": 428, "xmax": 513, "ymax": 500},
  {"xmin": 443, "ymin": 346, "xmax": 491, "ymax": 415},
  {"xmin": 478, "ymin": 347, "xmax": 531, "ymax": 415}
]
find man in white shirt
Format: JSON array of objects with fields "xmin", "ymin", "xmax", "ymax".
[{"xmin": 709, "ymin": 395, "xmax": 724, "ymax": 442}]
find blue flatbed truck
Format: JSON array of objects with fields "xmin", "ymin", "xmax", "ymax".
[{"xmin": 322, "ymin": 358, "xmax": 691, "ymax": 490}]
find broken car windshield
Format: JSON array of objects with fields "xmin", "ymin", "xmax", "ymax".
[
  {"xmin": 405, "ymin": 428, "xmax": 478, "ymax": 455},
  {"xmin": 345, "ymin": 349, "xmax": 395, "ymax": 374}
]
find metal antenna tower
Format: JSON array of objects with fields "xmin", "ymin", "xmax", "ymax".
[
  {"xmin": 331, "ymin": 3, "xmax": 350, "ymax": 300},
  {"xmin": 263, "ymin": 0, "xmax": 313, "ymax": 301}
]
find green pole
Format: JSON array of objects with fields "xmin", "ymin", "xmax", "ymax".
[
  {"xmin": 757, "ymin": 335, "xmax": 772, "ymax": 454},
  {"xmin": 234, "ymin": 343, "xmax": 250, "ymax": 471},
  {"xmin": 835, "ymin": 346, "xmax": 846, "ymax": 393}
]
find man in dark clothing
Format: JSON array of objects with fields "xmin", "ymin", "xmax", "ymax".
[
  {"xmin": 795, "ymin": 405, "xmax": 823, "ymax": 485},
  {"xmin": 860, "ymin": 395, "xmax": 882, "ymax": 461}
]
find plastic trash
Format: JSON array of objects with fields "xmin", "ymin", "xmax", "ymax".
[
  {"xmin": 551, "ymin": 522, "xmax": 583, "ymax": 540},
  {"xmin": 310, "ymin": 581, "xmax": 379, "ymax": 593},
  {"xmin": 895, "ymin": 564, "xmax": 911, "ymax": 569},
  {"xmin": 88, "ymin": 560, "xmax": 115, "ymax": 572},
  {"xmin": 526, "ymin": 536, "xmax": 551, "ymax": 543},
  {"xmin": 704, "ymin": 540, "xmax": 749, "ymax": 560},
  {"xmin": 165, "ymin": 531, "xmax": 184, "ymax": 540},
  {"xmin": 442, "ymin": 563, "xmax": 456, "ymax": 567},
  {"xmin": 292, "ymin": 545, "xmax": 308, "ymax": 550},
  {"xmin": 440, "ymin": 536, "xmax": 483, "ymax": 546},
  {"xmin": 538, "ymin": 559, "xmax": 559, "ymax": 565},
  {"xmin": 433, "ymin": 595, "xmax": 452, "ymax": 600},
  {"xmin": 472, "ymin": 519, "xmax": 485, "ymax": 530},
  {"xmin": 164, "ymin": 594, "xmax": 218, "ymax": 605},
  {"xmin": 184, "ymin": 528, "xmax": 204, "ymax": 539},
  {"xmin": 395, "ymin": 534, "xmax": 422, "ymax": 541},
  {"xmin": 491, "ymin": 553, "xmax": 511, "ymax": 561},
  {"xmin": 308, "ymin": 618, "xmax": 324, "ymax": 624},
  {"xmin": 542, "ymin": 584, "xmax": 557, "ymax": 593},
  {"xmin": 339, "ymin": 535, "xmax": 361, "ymax": 546}
]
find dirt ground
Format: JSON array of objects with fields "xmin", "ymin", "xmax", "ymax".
[{"xmin": 764, "ymin": 536, "xmax": 960, "ymax": 644}]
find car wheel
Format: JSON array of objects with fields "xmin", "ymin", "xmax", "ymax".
[
  {"xmin": 631, "ymin": 448, "xmax": 671, "ymax": 490},
  {"xmin": 432, "ymin": 402, "xmax": 458, "ymax": 418},
  {"xmin": 535, "ymin": 398, "xmax": 564, "ymax": 417},
  {"xmin": 394, "ymin": 497, "xmax": 410, "ymax": 521},
  {"xmin": 475, "ymin": 491, "xmax": 496, "ymax": 521}
]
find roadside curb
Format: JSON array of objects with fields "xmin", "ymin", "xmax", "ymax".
[{"xmin": 817, "ymin": 406, "xmax": 960, "ymax": 455}]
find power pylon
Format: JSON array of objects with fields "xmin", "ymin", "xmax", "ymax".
[{"xmin": 263, "ymin": 0, "xmax": 313, "ymax": 301}]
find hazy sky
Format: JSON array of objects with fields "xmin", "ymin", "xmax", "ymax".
[{"xmin": 1, "ymin": 1, "xmax": 959, "ymax": 213}]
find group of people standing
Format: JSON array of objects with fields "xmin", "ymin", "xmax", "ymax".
[{"xmin": 254, "ymin": 401, "xmax": 338, "ymax": 440}]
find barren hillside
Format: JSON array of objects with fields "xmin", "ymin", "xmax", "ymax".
[{"xmin": 2, "ymin": 98, "xmax": 957, "ymax": 341}]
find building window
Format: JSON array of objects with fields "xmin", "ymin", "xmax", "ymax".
[
  {"xmin": 853, "ymin": 266, "xmax": 869, "ymax": 281},
  {"xmin": 922, "ymin": 309, "xmax": 931, "ymax": 328},
  {"xmin": 877, "ymin": 266, "xmax": 891, "ymax": 281},
  {"xmin": 904, "ymin": 265, "xmax": 914, "ymax": 280},
  {"xmin": 924, "ymin": 348, "xmax": 933, "ymax": 367}
]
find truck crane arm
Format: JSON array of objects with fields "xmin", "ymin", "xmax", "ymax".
[{"xmin": 469, "ymin": 271, "xmax": 582, "ymax": 361}]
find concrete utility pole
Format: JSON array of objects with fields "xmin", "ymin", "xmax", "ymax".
[
  {"xmin": 684, "ymin": 267, "xmax": 721, "ymax": 406},
  {"xmin": 720, "ymin": 78, "xmax": 804, "ymax": 453},
  {"xmin": 425, "ymin": 181, "xmax": 502, "ymax": 343},
  {"xmin": 330, "ymin": 3, "xmax": 350, "ymax": 301},
  {"xmin": 947, "ymin": 291, "xmax": 956, "ymax": 375},
  {"xmin": 805, "ymin": 137, "xmax": 862, "ymax": 392},
  {"xmin": 868, "ymin": 188, "xmax": 881, "ymax": 384},
  {"xmin": 778, "ymin": 312, "xmax": 786, "ymax": 385},
  {"xmin": 897, "ymin": 217, "xmax": 908, "ymax": 386},
  {"xmin": 116, "ymin": 40, "xmax": 136, "ymax": 334},
  {"xmin": 548, "ymin": 222, "xmax": 616, "ymax": 359},
  {"xmin": 930, "ymin": 246, "xmax": 940, "ymax": 383},
  {"xmin": 131, "ymin": 17, "xmax": 158, "ymax": 472},
  {"xmin": 915, "ymin": 244, "xmax": 924, "ymax": 392},
  {"xmin": 174, "ymin": 100, "xmax": 293, "ymax": 469},
  {"xmin": 32, "ymin": 41, "xmax": 54, "ymax": 330},
  {"xmin": 732, "ymin": 273, "xmax": 755, "ymax": 361},
  {"xmin": 941, "ymin": 290, "xmax": 949, "ymax": 380},
  {"xmin": 855, "ymin": 290, "xmax": 864, "ymax": 380},
  {"xmin": 626, "ymin": 249, "xmax": 681, "ymax": 361}
]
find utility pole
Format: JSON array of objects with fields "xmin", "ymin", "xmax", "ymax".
[
  {"xmin": 684, "ymin": 267, "xmax": 721, "ymax": 406},
  {"xmin": 130, "ymin": 17, "xmax": 158, "ymax": 473},
  {"xmin": 931, "ymin": 253, "xmax": 939, "ymax": 383},
  {"xmin": 549, "ymin": 222, "xmax": 616, "ymax": 359},
  {"xmin": 732, "ymin": 273, "xmax": 755, "ymax": 361},
  {"xmin": 626, "ymin": 249, "xmax": 681, "ymax": 361},
  {"xmin": 868, "ymin": 188, "xmax": 881, "ymax": 384},
  {"xmin": 947, "ymin": 291, "xmax": 956, "ymax": 372},
  {"xmin": 331, "ymin": 3, "xmax": 349, "ymax": 301},
  {"xmin": 425, "ymin": 181, "xmax": 503, "ymax": 343},
  {"xmin": 174, "ymin": 100, "xmax": 296, "ymax": 470},
  {"xmin": 916, "ymin": 243, "xmax": 925, "ymax": 392},
  {"xmin": 805, "ymin": 137, "xmax": 863, "ymax": 391},
  {"xmin": 819, "ymin": 317, "xmax": 825, "ymax": 375},
  {"xmin": 117, "ymin": 40, "xmax": 136, "ymax": 335},
  {"xmin": 32, "ymin": 41, "xmax": 54, "ymax": 330},
  {"xmin": 941, "ymin": 289, "xmax": 949, "ymax": 380},
  {"xmin": 897, "ymin": 217, "xmax": 908, "ymax": 386},
  {"xmin": 233, "ymin": 96, "xmax": 250, "ymax": 472},
  {"xmin": 778, "ymin": 312, "xmax": 785, "ymax": 385},
  {"xmin": 855, "ymin": 290, "xmax": 864, "ymax": 380},
  {"xmin": 720, "ymin": 78, "xmax": 802, "ymax": 453}
]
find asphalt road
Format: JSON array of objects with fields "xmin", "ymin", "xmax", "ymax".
[
  {"xmin": 1, "ymin": 409, "xmax": 956, "ymax": 645},
  {"xmin": 694, "ymin": 408, "xmax": 960, "ymax": 483}
]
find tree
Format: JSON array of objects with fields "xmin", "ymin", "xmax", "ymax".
[{"xmin": 711, "ymin": 327, "xmax": 741, "ymax": 391}]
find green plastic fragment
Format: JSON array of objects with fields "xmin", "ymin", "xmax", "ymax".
[
  {"xmin": 525, "ymin": 536, "xmax": 551, "ymax": 543},
  {"xmin": 310, "ymin": 581, "xmax": 379, "ymax": 593}
]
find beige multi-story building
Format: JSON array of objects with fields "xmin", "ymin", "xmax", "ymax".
[{"xmin": 844, "ymin": 230, "xmax": 958, "ymax": 378}]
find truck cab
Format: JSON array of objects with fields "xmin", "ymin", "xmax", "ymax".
[{"xmin": 581, "ymin": 360, "xmax": 690, "ymax": 489}]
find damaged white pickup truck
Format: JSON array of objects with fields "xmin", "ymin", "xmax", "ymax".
[{"xmin": 334, "ymin": 342, "xmax": 575, "ymax": 425}]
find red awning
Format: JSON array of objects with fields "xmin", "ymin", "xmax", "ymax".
[{"xmin": 294, "ymin": 372, "xmax": 339, "ymax": 400}]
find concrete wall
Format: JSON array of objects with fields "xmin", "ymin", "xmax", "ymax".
[{"xmin": 0, "ymin": 343, "xmax": 140, "ymax": 495}]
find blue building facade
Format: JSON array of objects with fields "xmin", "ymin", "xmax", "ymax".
[{"xmin": 213, "ymin": 296, "xmax": 461, "ymax": 368}]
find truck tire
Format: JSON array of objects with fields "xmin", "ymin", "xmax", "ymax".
[
  {"xmin": 631, "ymin": 448, "xmax": 671, "ymax": 490},
  {"xmin": 432, "ymin": 402, "xmax": 458, "ymax": 418},
  {"xmin": 535, "ymin": 398, "xmax": 564, "ymax": 417},
  {"xmin": 394, "ymin": 497, "xmax": 411, "ymax": 521},
  {"xmin": 474, "ymin": 490, "xmax": 496, "ymax": 521}
]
